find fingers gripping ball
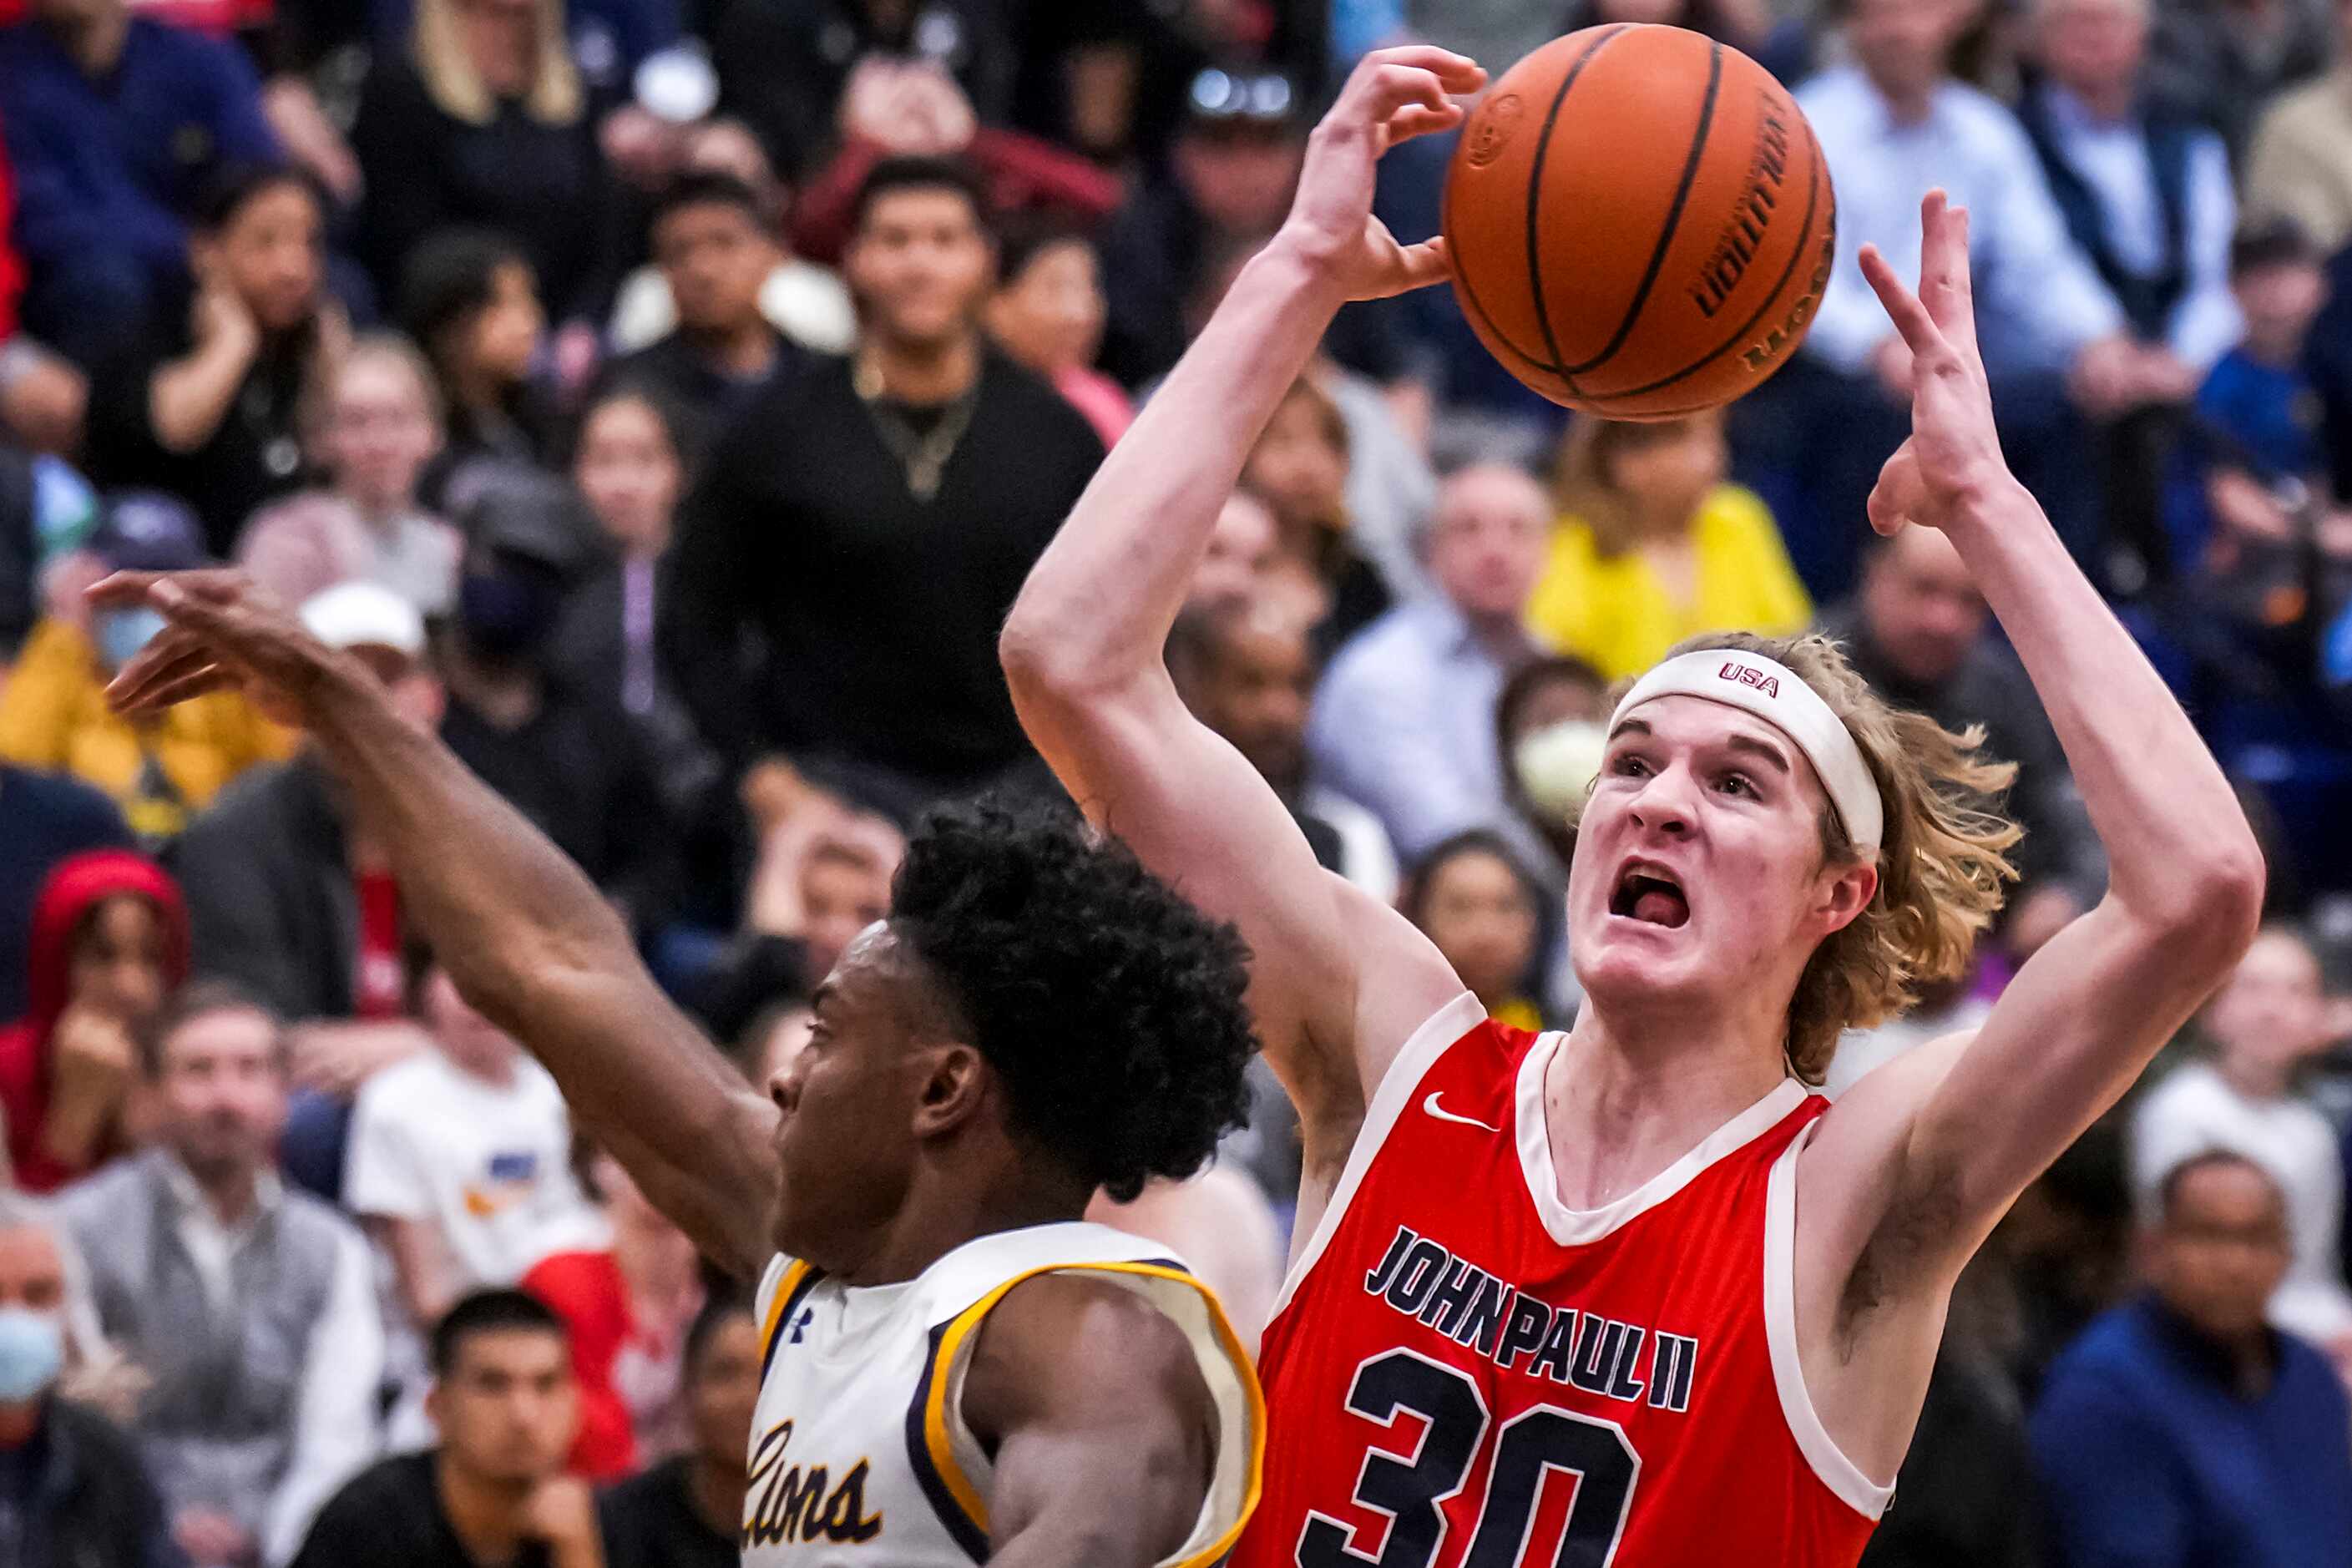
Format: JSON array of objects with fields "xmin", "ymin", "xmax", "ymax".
[{"xmin": 1443, "ymin": 24, "xmax": 1836, "ymax": 419}]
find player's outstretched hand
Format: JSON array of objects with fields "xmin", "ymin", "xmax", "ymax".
[
  {"xmin": 1281, "ymin": 45, "xmax": 1485, "ymax": 303},
  {"xmin": 89, "ymin": 569, "xmax": 346, "ymax": 726},
  {"xmin": 1858, "ymin": 190, "xmax": 2012, "ymax": 537}
]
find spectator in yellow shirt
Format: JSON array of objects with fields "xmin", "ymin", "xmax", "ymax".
[
  {"xmin": 0, "ymin": 494, "xmax": 291, "ymax": 843},
  {"xmin": 1526, "ymin": 412, "xmax": 1812, "ymax": 680}
]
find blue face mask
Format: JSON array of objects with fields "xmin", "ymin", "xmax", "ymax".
[
  {"xmin": 94, "ymin": 606, "xmax": 167, "ymax": 672},
  {"xmin": 0, "ymin": 1307, "xmax": 63, "ymax": 1403}
]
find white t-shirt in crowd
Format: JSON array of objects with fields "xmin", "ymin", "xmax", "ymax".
[
  {"xmin": 345, "ymin": 1049, "xmax": 608, "ymax": 1290},
  {"xmin": 2131, "ymin": 1060, "xmax": 2352, "ymax": 1347}
]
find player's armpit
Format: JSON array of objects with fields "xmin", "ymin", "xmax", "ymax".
[{"xmin": 960, "ymin": 1273, "xmax": 1218, "ymax": 1568}]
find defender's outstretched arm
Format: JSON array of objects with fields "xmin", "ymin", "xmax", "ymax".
[
  {"xmin": 1003, "ymin": 48, "xmax": 1482, "ymax": 1144},
  {"xmin": 97, "ymin": 570, "xmax": 781, "ymax": 1278}
]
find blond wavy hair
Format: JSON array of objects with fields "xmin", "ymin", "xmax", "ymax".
[
  {"xmin": 413, "ymin": 0, "xmax": 581, "ymax": 127},
  {"xmin": 1575, "ymin": 630, "xmax": 2023, "ymax": 1083}
]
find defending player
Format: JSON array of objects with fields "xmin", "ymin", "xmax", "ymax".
[
  {"xmin": 1001, "ymin": 44, "xmax": 2263, "ymax": 1566},
  {"xmin": 94, "ymin": 586, "xmax": 1266, "ymax": 1566}
]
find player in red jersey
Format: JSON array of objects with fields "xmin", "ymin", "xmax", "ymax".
[{"xmin": 1002, "ymin": 43, "xmax": 2265, "ymax": 1568}]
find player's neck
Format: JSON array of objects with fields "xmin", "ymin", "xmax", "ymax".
[
  {"xmin": 835, "ymin": 1161, "xmax": 1091, "ymax": 1287},
  {"xmin": 1543, "ymin": 1002, "xmax": 1791, "ymax": 1209}
]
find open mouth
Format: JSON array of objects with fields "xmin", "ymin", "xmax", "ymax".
[{"xmin": 1610, "ymin": 865, "xmax": 1691, "ymax": 929}]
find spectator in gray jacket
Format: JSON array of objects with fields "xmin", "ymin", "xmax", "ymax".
[{"xmin": 57, "ymin": 984, "xmax": 382, "ymax": 1568}]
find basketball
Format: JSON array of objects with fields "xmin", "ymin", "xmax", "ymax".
[{"xmin": 1442, "ymin": 24, "xmax": 1837, "ymax": 420}]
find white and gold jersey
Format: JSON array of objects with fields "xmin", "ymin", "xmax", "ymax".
[{"xmin": 741, "ymin": 1221, "xmax": 1263, "ymax": 1565}]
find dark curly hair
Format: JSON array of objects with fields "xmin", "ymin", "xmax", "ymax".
[{"xmin": 888, "ymin": 797, "xmax": 1257, "ymax": 1204}]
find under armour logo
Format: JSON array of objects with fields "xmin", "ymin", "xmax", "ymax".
[{"xmin": 789, "ymin": 1308, "xmax": 814, "ymax": 1345}]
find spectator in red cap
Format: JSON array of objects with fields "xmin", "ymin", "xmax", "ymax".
[{"xmin": 0, "ymin": 847, "xmax": 189, "ymax": 1191}]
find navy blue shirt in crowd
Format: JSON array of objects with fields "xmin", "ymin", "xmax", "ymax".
[
  {"xmin": 2030, "ymin": 1293, "xmax": 2352, "ymax": 1568},
  {"xmin": 0, "ymin": 766, "xmax": 131, "ymax": 1020},
  {"xmin": 0, "ymin": 16, "xmax": 277, "ymax": 276}
]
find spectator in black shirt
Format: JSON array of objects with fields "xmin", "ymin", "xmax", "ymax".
[
  {"xmin": 293, "ymin": 1289, "xmax": 598, "ymax": 1568},
  {"xmin": 399, "ymin": 230, "xmax": 559, "ymax": 500},
  {"xmin": 713, "ymin": 0, "xmax": 1014, "ymax": 180},
  {"xmin": 601, "ymin": 171, "xmax": 798, "ymax": 430},
  {"xmin": 662, "ymin": 155, "xmax": 1104, "ymax": 819},
  {"xmin": 350, "ymin": 0, "xmax": 615, "ymax": 333},
  {"xmin": 83, "ymin": 164, "xmax": 336, "ymax": 556},
  {"xmin": 595, "ymin": 1291, "xmax": 757, "ymax": 1568},
  {"xmin": 1097, "ymin": 65, "xmax": 1306, "ymax": 390},
  {"xmin": 442, "ymin": 469, "xmax": 672, "ymax": 927}
]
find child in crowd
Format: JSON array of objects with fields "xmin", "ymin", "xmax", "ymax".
[
  {"xmin": 346, "ymin": 956, "xmax": 606, "ymax": 1442},
  {"xmin": 0, "ymin": 851, "xmax": 186, "ymax": 1192},
  {"xmin": 1399, "ymin": 829, "xmax": 1548, "ymax": 1034},
  {"xmin": 237, "ymin": 335, "xmax": 460, "ymax": 616},
  {"xmin": 398, "ymin": 230, "xmax": 557, "ymax": 502},
  {"xmin": 2132, "ymin": 925, "xmax": 2352, "ymax": 1373},
  {"xmin": 2162, "ymin": 220, "xmax": 2352, "ymax": 690}
]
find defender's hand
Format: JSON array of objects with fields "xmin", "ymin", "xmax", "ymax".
[
  {"xmin": 1276, "ymin": 45, "xmax": 1485, "ymax": 303},
  {"xmin": 1859, "ymin": 191, "xmax": 2014, "ymax": 537},
  {"xmin": 89, "ymin": 569, "xmax": 351, "ymax": 726}
]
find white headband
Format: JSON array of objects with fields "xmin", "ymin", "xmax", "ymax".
[{"xmin": 1608, "ymin": 650, "xmax": 1884, "ymax": 851}]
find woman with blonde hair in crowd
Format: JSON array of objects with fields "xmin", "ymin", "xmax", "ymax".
[
  {"xmin": 351, "ymin": 0, "xmax": 614, "ymax": 356},
  {"xmin": 237, "ymin": 336, "xmax": 461, "ymax": 618},
  {"xmin": 1527, "ymin": 411, "xmax": 1812, "ymax": 680}
]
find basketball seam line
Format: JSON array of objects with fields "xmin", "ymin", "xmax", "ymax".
[
  {"xmin": 1444, "ymin": 147, "xmax": 1562, "ymax": 379},
  {"xmin": 1520, "ymin": 23, "xmax": 1634, "ymax": 393},
  {"xmin": 1562, "ymin": 38, "xmax": 1725, "ymax": 377},
  {"xmin": 1601, "ymin": 114, "xmax": 1826, "ymax": 402}
]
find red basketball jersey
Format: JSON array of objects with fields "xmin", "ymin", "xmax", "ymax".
[{"xmin": 1232, "ymin": 994, "xmax": 1890, "ymax": 1568}]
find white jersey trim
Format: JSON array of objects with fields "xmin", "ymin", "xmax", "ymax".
[
  {"xmin": 1268, "ymin": 990, "xmax": 1487, "ymax": 1321},
  {"xmin": 1763, "ymin": 1120, "xmax": 1898, "ymax": 1521},
  {"xmin": 1515, "ymin": 1034, "xmax": 1807, "ymax": 1246}
]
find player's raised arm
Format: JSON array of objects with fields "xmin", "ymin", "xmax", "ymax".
[
  {"xmin": 94, "ymin": 570, "xmax": 781, "ymax": 1279},
  {"xmin": 1001, "ymin": 46, "xmax": 1483, "ymax": 1129},
  {"xmin": 1808, "ymin": 193, "xmax": 2265, "ymax": 1284}
]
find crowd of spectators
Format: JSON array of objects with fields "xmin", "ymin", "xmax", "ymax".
[{"xmin": 0, "ymin": 0, "xmax": 2348, "ymax": 1565}]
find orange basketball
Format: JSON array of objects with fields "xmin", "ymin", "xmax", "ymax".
[{"xmin": 1442, "ymin": 24, "xmax": 1837, "ymax": 420}]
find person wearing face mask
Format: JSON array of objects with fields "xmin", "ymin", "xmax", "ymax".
[
  {"xmin": 438, "ymin": 471, "xmax": 672, "ymax": 932},
  {"xmin": 0, "ymin": 1192, "xmax": 180, "ymax": 1568},
  {"xmin": 0, "ymin": 493, "xmax": 291, "ymax": 843}
]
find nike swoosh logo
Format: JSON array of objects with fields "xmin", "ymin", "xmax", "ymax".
[{"xmin": 1423, "ymin": 1092, "xmax": 1500, "ymax": 1133}]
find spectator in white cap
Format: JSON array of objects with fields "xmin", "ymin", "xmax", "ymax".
[{"xmin": 172, "ymin": 583, "xmax": 444, "ymax": 1203}]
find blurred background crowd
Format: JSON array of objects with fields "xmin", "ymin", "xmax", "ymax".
[{"xmin": 0, "ymin": 0, "xmax": 2349, "ymax": 1563}]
